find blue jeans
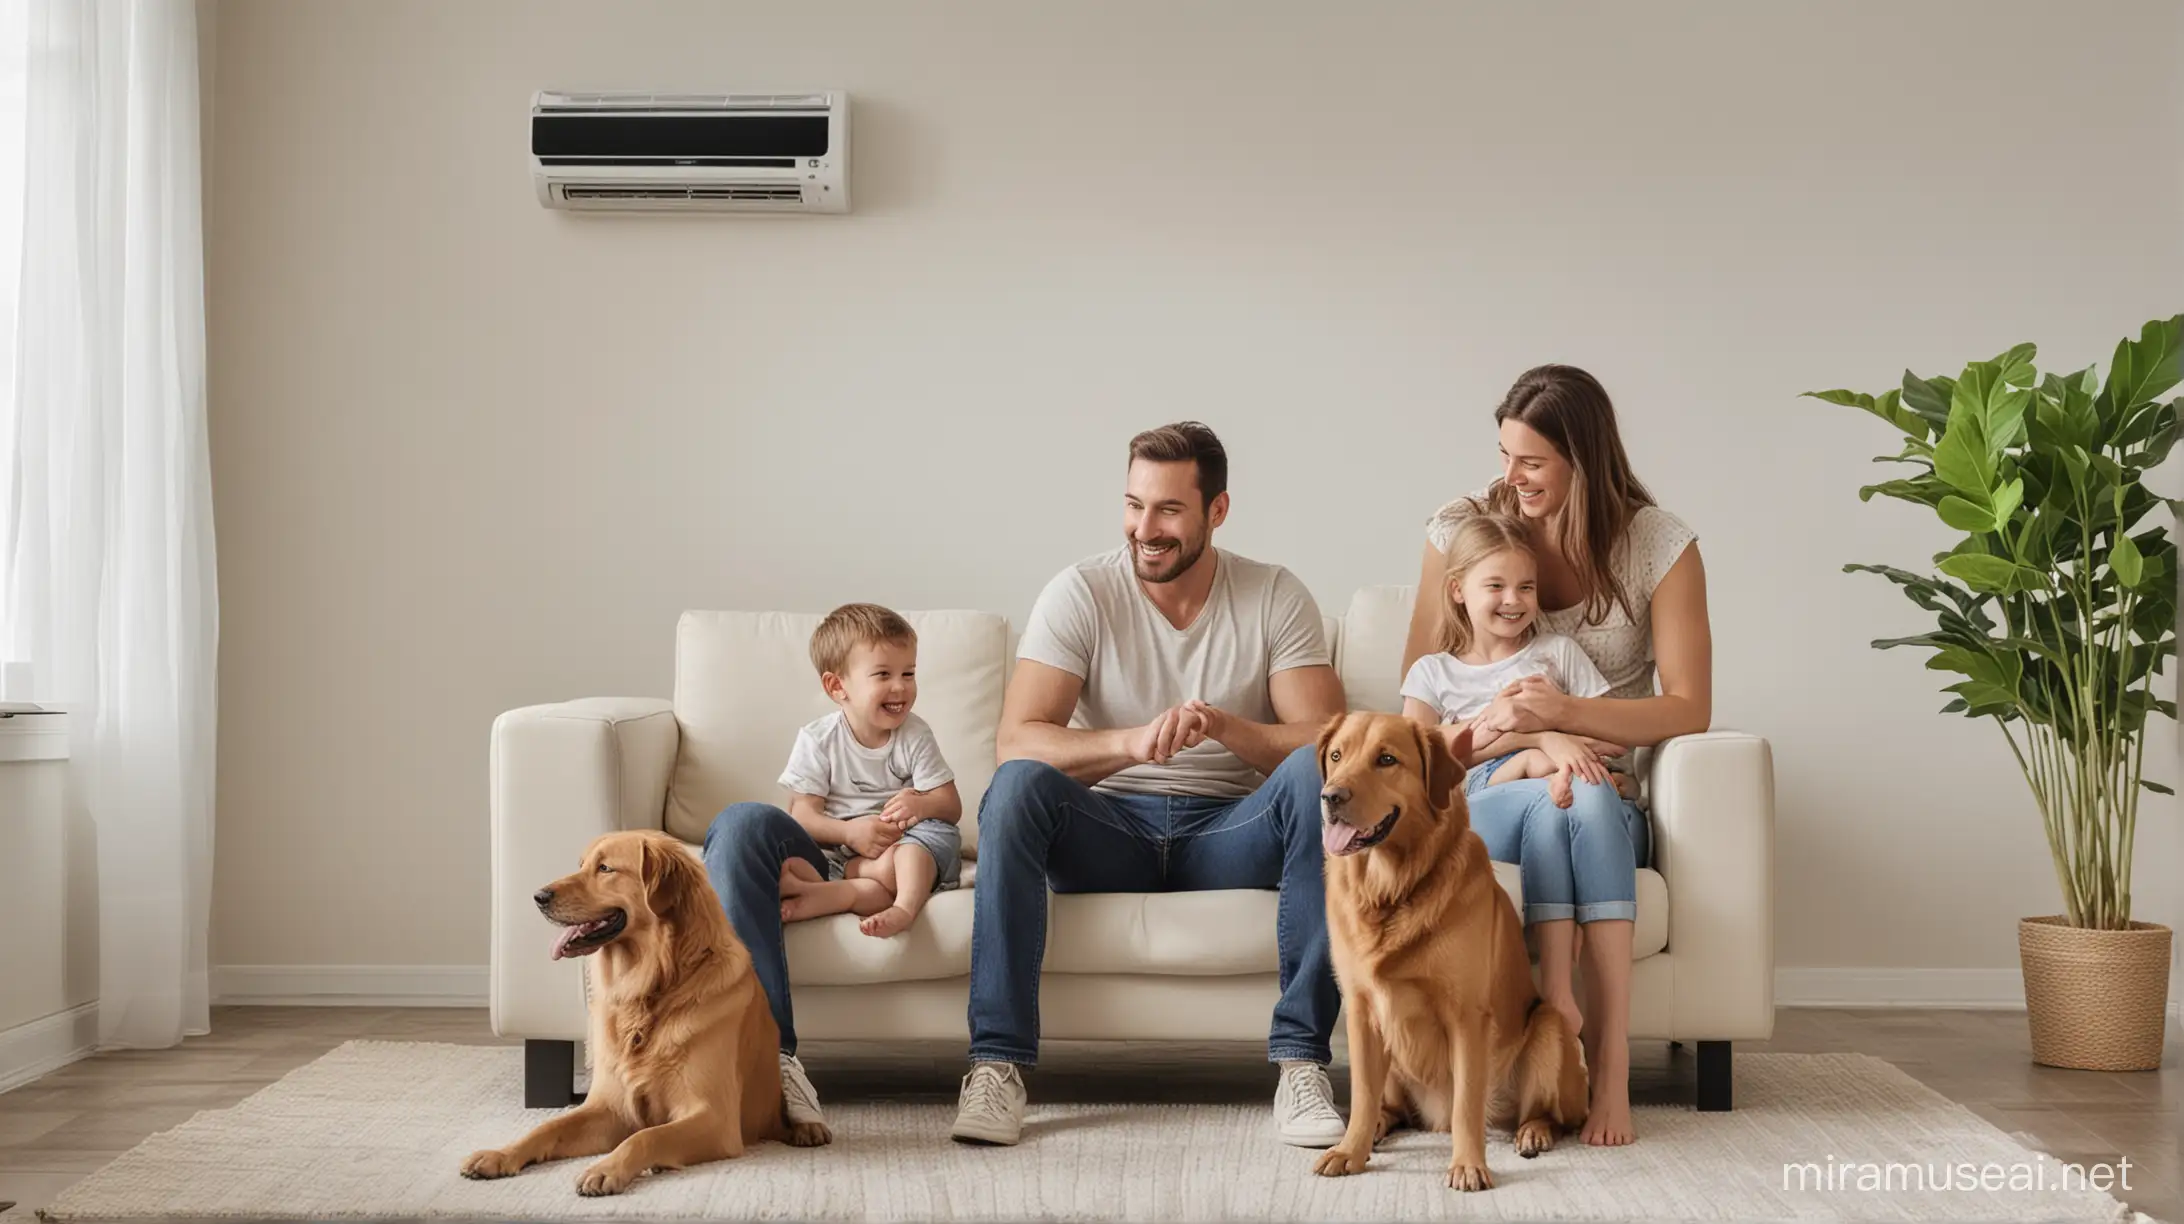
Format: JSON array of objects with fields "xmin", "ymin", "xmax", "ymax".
[
  {"xmin": 701, "ymin": 801, "xmax": 828, "ymax": 1054},
  {"xmin": 967, "ymin": 745, "xmax": 1338, "ymax": 1068},
  {"xmin": 1467, "ymin": 776, "xmax": 1650, "ymax": 925}
]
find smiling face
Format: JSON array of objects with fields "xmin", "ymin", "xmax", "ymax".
[
  {"xmin": 1315, "ymin": 713, "xmax": 1467, "ymax": 859},
  {"xmin": 1453, "ymin": 547, "xmax": 1540, "ymax": 647},
  {"xmin": 1499, "ymin": 418, "xmax": 1575, "ymax": 520},
  {"xmin": 822, "ymin": 638, "xmax": 918, "ymax": 740},
  {"xmin": 1124, "ymin": 457, "xmax": 1228, "ymax": 584}
]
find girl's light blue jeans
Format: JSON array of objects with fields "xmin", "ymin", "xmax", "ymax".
[{"xmin": 1466, "ymin": 775, "xmax": 1649, "ymax": 925}]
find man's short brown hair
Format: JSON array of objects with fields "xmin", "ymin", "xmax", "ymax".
[
  {"xmin": 809, "ymin": 602, "xmax": 916, "ymax": 677},
  {"xmin": 1128, "ymin": 421, "xmax": 1228, "ymax": 507}
]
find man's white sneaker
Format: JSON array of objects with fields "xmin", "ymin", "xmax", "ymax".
[
  {"xmin": 950, "ymin": 1061, "xmax": 1027, "ymax": 1146},
  {"xmin": 779, "ymin": 1052, "xmax": 832, "ymax": 1145},
  {"xmin": 1274, "ymin": 1060, "xmax": 1346, "ymax": 1147}
]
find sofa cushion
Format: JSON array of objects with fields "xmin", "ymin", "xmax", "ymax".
[
  {"xmin": 663, "ymin": 609, "xmax": 1008, "ymax": 849},
  {"xmin": 1338, "ymin": 584, "xmax": 1416, "ymax": 713},
  {"xmin": 775, "ymin": 862, "xmax": 1668, "ymax": 986}
]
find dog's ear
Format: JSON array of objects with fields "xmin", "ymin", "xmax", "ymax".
[
  {"xmin": 638, "ymin": 834, "xmax": 703, "ymax": 922},
  {"xmin": 1418, "ymin": 722, "xmax": 1466, "ymax": 810},
  {"xmin": 1315, "ymin": 714, "xmax": 1347, "ymax": 778}
]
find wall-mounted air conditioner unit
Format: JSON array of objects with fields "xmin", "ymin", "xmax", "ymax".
[{"xmin": 531, "ymin": 90, "xmax": 849, "ymax": 214}]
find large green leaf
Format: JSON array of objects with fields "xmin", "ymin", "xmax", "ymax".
[
  {"xmin": 1805, "ymin": 387, "xmax": 1929, "ymax": 440},
  {"xmin": 1901, "ymin": 371, "xmax": 1954, "ymax": 429},
  {"xmin": 1998, "ymin": 342, "xmax": 2038, "ymax": 388},
  {"xmin": 1860, "ymin": 478, "xmax": 1945, "ymax": 507},
  {"xmin": 1938, "ymin": 494, "xmax": 1996, "ymax": 533},
  {"xmin": 1938, "ymin": 552, "xmax": 2017, "ymax": 592},
  {"xmin": 1990, "ymin": 478, "xmax": 2025, "ymax": 532},
  {"xmin": 2111, "ymin": 532, "xmax": 2146, "ymax": 588},
  {"xmin": 2100, "ymin": 314, "xmax": 2184, "ymax": 416},
  {"xmin": 1933, "ymin": 408, "xmax": 1994, "ymax": 496}
]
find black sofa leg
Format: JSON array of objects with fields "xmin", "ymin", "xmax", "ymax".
[
  {"xmin": 525, "ymin": 1039, "xmax": 577, "ymax": 1109},
  {"xmin": 1696, "ymin": 1040, "xmax": 1732, "ymax": 1111}
]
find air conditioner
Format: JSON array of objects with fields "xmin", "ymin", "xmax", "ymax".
[{"xmin": 531, "ymin": 90, "xmax": 849, "ymax": 214}]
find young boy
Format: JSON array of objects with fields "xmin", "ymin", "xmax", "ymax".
[{"xmin": 776, "ymin": 603, "xmax": 963, "ymax": 938}]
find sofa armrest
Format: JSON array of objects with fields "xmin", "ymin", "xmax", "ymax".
[
  {"xmin": 1648, "ymin": 730, "xmax": 1776, "ymax": 1040},
  {"xmin": 488, "ymin": 697, "xmax": 678, "ymax": 1038}
]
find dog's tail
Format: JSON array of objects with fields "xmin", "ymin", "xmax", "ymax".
[{"xmin": 1513, "ymin": 1002, "xmax": 1590, "ymax": 1131}]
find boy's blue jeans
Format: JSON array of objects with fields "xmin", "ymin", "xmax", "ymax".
[{"xmin": 967, "ymin": 745, "xmax": 1338, "ymax": 1068}]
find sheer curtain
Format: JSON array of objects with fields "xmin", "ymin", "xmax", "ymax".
[{"xmin": 1, "ymin": 0, "xmax": 218, "ymax": 1049}]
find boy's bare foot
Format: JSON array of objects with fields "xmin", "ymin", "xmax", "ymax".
[
  {"xmin": 858, "ymin": 905, "xmax": 914, "ymax": 938},
  {"xmin": 1549, "ymin": 767, "xmax": 1574, "ymax": 809}
]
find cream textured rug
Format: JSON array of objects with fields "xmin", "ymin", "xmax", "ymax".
[{"xmin": 38, "ymin": 1041, "xmax": 2151, "ymax": 1223}]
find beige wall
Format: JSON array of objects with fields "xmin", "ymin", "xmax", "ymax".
[{"xmin": 206, "ymin": 0, "xmax": 2182, "ymax": 993}]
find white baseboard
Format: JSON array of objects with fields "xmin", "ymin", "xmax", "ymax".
[
  {"xmin": 0, "ymin": 1002, "xmax": 98, "ymax": 1093},
  {"xmin": 213, "ymin": 965, "xmax": 486, "ymax": 1008},
  {"xmin": 1778, "ymin": 967, "xmax": 2184, "ymax": 1018}
]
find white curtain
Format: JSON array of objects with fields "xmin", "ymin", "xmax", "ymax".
[{"xmin": 1, "ymin": 0, "xmax": 217, "ymax": 1049}]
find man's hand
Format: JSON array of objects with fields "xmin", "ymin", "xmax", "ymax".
[
  {"xmin": 1181, "ymin": 700, "xmax": 1232, "ymax": 746},
  {"xmin": 1130, "ymin": 704, "xmax": 1212, "ymax": 766},
  {"xmin": 878, "ymin": 789, "xmax": 928, "ymax": 829},
  {"xmin": 841, "ymin": 815, "xmax": 903, "ymax": 859}
]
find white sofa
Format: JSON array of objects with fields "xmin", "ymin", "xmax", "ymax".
[{"xmin": 488, "ymin": 585, "xmax": 1775, "ymax": 1111}]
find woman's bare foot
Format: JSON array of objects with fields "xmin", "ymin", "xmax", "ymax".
[
  {"xmin": 858, "ymin": 905, "xmax": 914, "ymax": 938},
  {"xmin": 1580, "ymin": 1043, "xmax": 1635, "ymax": 1145}
]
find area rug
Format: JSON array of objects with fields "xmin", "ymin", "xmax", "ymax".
[{"xmin": 36, "ymin": 1040, "xmax": 2151, "ymax": 1223}]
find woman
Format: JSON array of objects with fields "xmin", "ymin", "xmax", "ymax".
[{"xmin": 1401, "ymin": 364, "xmax": 1712, "ymax": 1147}]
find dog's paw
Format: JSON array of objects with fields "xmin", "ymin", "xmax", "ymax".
[
  {"xmin": 459, "ymin": 1148, "xmax": 524, "ymax": 1180},
  {"xmin": 787, "ymin": 1120, "xmax": 833, "ymax": 1147},
  {"xmin": 576, "ymin": 1160, "xmax": 635, "ymax": 1197},
  {"xmin": 1514, "ymin": 1118, "xmax": 1556, "ymax": 1158},
  {"xmin": 1313, "ymin": 1147, "xmax": 1370, "ymax": 1178},
  {"xmin": 1447, "ymin": 1160, "xmax": 1495, "ymax": 1192}
]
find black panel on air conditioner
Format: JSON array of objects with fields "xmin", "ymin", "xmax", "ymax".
[{"xmin": 531, "ymin": 114, "xmax": 829, "ymax": 160}]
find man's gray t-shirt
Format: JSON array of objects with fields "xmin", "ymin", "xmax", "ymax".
[{"xmin": 1015, "ymin": 545, "xmax": 1332, "ymax": 798}]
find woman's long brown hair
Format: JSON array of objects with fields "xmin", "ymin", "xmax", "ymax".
[{"xmin": 1477, "ymin": 364, "xmax": 1655, "ymax": 626}]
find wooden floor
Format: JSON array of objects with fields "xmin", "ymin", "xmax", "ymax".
[{"xmin": 0, "ymin": 1006, "xmax": 2176, "ymax": 1221}]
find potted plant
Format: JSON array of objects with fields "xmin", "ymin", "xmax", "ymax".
[{"xmin": 1805, "ymin": 314, "xmax": 2178, "ymax": 1071}]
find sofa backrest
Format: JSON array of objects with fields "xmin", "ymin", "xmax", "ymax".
[
  {"xmin": 1338, "ymin": 584, "xmax": 1417, "ymax": 714},
  {"xmin": 662, "ymin": 597, "xmax": 1399, "ymax": 853},
  {"xmin": 663, "ymin": 610, "xmax": 1009, "ymax": 847}
]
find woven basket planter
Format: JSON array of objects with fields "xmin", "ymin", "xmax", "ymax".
[{"xmin": 2019, "ymin": 916, "xmax": 2173, "ymax": 1071}]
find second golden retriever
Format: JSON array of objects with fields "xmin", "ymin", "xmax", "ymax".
[
  {"xmin": 1311, "ymin": 713, "xmax": 1588, "ymax": 1190},
  {"xmin": 460, "ymin": 829, "xmax": 830, "ymax": 1196}
]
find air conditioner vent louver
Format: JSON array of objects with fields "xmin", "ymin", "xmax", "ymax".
[{"xmin": 559, "ymin": 184, "xmax": 805, "ymax": 203}]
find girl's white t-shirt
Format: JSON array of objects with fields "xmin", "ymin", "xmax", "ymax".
[{"xmin": 1400, "ymin": 633, "xmax": 1612, "ymax": 724}]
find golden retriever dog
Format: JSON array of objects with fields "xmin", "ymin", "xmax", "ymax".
[
  {"xmin": 1310, "ymin": 713, "xmax": 1588, "ymax": 1191},
  {"xmin": 460, "ymin": 829, "xmax": 830, "ymax": 1196}
]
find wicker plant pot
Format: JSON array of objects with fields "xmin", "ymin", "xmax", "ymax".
[{"xmin": 2019, "ymin": 916, "xmax": 2173, "ymax": 1071}]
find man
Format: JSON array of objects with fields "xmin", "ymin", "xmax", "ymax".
[{"xmin": 948, "ymin": 421, "xmax": 1350, "ymax": 1148}]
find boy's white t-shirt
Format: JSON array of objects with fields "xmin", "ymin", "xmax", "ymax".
[
  {"xmin": 1400, "ymin": 634, "xmax": 1612, "ymax": 725},
  {"xmin": 778, "ymin": 711, "xmax": 954, "ymax": 821}
]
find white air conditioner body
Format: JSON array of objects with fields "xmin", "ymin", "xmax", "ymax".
[{"xmin": 531, "ymin": 90, "xmax": 849, "ymax": 213}]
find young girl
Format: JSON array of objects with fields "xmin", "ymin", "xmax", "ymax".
[{"xmin": 1400, "ymin": 512, "xmax": 1632, "ymax": 808}]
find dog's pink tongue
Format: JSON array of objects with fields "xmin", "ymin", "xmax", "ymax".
[
  {"xmin": 552, "ymin": 922, "xmax": 590, "ymax": 961},
  {"xmin": 1323, "ymin": 821, "xmax": 1363, "ymax": 856}
]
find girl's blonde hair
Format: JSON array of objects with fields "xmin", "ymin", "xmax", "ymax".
[{"xmin": 1436, "ymin": 512, "xmax": 1539, "ymax": 657}]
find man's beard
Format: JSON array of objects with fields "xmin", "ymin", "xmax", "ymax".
[{"xmin": 1130, "ymin": 533, "xmax": 1206, "ymax": 584}]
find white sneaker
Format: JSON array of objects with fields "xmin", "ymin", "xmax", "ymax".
[
  {"xmin": 779, "ymin": 1052, "xmax": 827, "ymax": 1129},
  {"xmin": 950, "ymin": 1061, "xmax": 1027, "ymax": 1146},
  {"xmin": 1274, "ymin": 1060, "xmax": 1346, "ymax": 1147}
]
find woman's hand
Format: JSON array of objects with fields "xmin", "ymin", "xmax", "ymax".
[
  {"xmin": 1538, "ymin": 731, "xmax": 1611, "ymax": 787},
  {"xmin": 1476, "ymin": 674, "xmax": 1569, "ymax": 734}
]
